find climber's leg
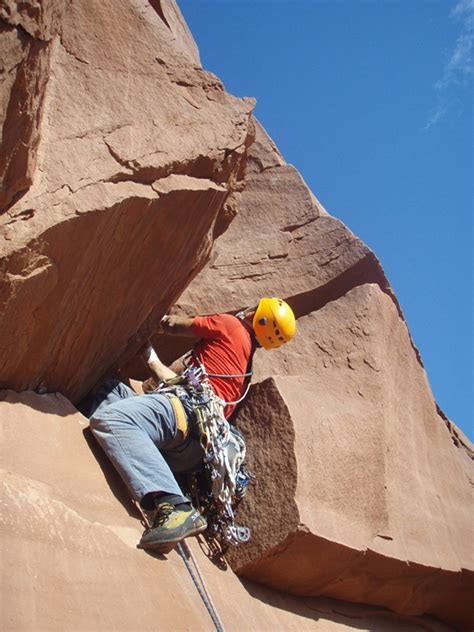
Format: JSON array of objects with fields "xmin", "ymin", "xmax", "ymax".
[{"xmin": 90, "ymin": 392, "xmax": 189, "ymax": 504}]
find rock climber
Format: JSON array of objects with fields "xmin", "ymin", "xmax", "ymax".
[{"xmin": 83, "ymin": 297, "xmax": 296, "ymax": 553}]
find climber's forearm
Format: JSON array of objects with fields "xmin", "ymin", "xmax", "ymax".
[
  {"xmin": 147, "ymin": 359, "xmax": 177, "ymax": 383},
  {"xmin": 141, "ymin": 345, "xmax": 177, "ymax": 382},
  {"xmin": 161, "ymin": 314, "xmax": 195, "ymax": 336}
]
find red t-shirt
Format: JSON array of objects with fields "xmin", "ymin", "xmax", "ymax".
[{"xmin": 191, "ymin": 314, "xmax": 253, "ymax": 419}]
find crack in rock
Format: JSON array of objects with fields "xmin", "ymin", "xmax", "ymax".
[{"xmin": 58, "ymin": 35, "xmax": 89, "ymax": 65}]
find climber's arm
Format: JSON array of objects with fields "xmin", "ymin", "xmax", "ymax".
[
  {"xmin": 160, "ymin": 314, "xmax": 195, "ymax": 336},
  {"xmin": 141, "ymin": 345, "xmax": 177, "ymax": 383},
  {"xmin": 139, "ymin": 315, "xmax": 196, "ymax": 387}
]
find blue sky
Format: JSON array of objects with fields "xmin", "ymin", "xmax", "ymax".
[{"xmin": 179, "ymin": 0, "xmax": 473, "ymax": 439}]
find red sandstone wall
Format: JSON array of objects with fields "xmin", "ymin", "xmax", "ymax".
[{"xmin": 1, "ymin": 2, "xmax": 472, "ymax": 630}]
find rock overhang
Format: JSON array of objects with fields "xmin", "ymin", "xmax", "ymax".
[{"xmin": 1, "ymin": 0, "xmax": 256, "ymax": 401}]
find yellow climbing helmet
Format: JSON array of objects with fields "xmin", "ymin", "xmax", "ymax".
[{"xmin": 252, "ymin": 297, "xmax": 296, "ymax": 350}]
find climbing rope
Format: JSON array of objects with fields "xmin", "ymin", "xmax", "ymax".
[
  {"xmin": 134, "ymin": 501, "xmax": 225, "ymax": 632},
  {"xmin": 189, "ymin": 353, "xmax": 254, "ymax": 405},
  {"xmin": 205, "ymin": 371, "xmax": 253, "ymax": 378},
  {"xmin": 177, "ymin": 541, "xmax": 225, "ymax": 632}
]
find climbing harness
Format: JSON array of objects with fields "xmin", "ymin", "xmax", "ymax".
[{"xmin": 157, "ymin": 362, "xmax": 253, "ymax": 550}]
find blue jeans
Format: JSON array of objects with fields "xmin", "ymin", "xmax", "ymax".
[{"xmin": 86, "ymin": 380, "xmax": 204, "ymax": 506}]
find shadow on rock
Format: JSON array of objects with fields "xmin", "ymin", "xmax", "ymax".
[
  {"xmin": 239, "ymin": 579, "xmax": 447, "ymax": 632},
  {"xmin": 0, "ymin": 389, "xmax": 79, "ymax": 417}
]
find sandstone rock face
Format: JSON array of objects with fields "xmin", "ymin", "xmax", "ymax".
[
  {"xmin": 0, "ymin": 0, "xmax": 255, "ymax": 402},
  {"xmin": 172, "ymin": 120, "xmax": 388, "ymax": 317},
  {"xmin": 1, "ymin": 390, "xmax": 203, "ymax": 631},
  {"xmin": 0, "ymin": 0, "xmax": 60, "ymax": 211},
  {"xmin": 0, "ymin": 391, "xmax": 454, "ymax": 632},
  {"xmin": 157, "ymin": 122, "xmax": 474, "ymax": 628},
  {"xmin": 1, "ymin": 2, "xmax": 472, "ymax": 631}
]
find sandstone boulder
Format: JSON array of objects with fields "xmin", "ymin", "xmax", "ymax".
[{"xmin": 230, "ymin": 285, "xmax": 473, "ymax": 629}]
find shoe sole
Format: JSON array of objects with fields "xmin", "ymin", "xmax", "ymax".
[{"xmin": 137, "ymin": 521, "xmax": 207, "ymax": 553}]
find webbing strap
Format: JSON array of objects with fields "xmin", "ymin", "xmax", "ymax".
[{"xmin": 164, "ymin": 394, "xmax": 189, "ymax": 448}]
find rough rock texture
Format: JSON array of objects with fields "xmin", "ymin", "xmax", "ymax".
[
  {"xmin": 0, "ymin": 2, "xmax": 58, "ymax": 211},
  {"xmin": 0, "ymin": 391, "xmax": 454, "ymax": 632},
  {"xmin": 1, "ymin": 1, "xmax": 472, "ymax": 631},
  {"xmin": 230, "ymin": 286, "xmax": 474, "ymax": 629},
  {"xmin": 0, "ymin": 0, "xmax": 255, "ymax": 401}
]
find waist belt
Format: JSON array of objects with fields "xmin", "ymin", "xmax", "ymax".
[{"xmin": 163, "ymin": 393, "xmax": 189, "ymax": 449}]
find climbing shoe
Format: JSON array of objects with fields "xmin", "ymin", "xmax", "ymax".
[{"xmin": 138, "ymin": 500, "xmax": 207, "ymax": 552}]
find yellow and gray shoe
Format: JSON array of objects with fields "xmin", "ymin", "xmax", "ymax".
[{"xmin": 138, "ymin": 500, "xmax": 207, "ymax": 552}]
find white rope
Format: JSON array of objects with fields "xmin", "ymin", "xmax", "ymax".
[
  {"xmin": 206, "ymin": 371, "xmax": 253, "ymax": 378},
  {"xmin": 220, "ymin": 380, "xmax": 252, "ymax": 406},
  {"xmin": 191, "ymin": 358, "xmax": 252, "ymax": 407}
]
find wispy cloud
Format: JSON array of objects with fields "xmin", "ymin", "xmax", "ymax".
[{"xmin": 423, "ymin": 0, "xmax": 473, "ymax": 131}]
